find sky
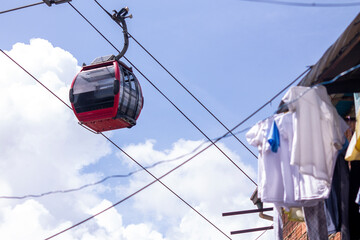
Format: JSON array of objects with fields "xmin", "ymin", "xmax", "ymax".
[{"xmin": 0, "ymin": 1, "xmax": 359, "ymax": 239}]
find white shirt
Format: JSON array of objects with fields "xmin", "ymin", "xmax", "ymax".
[
  {"xmin": 246, "ymin": 116, "xmax": 284, "ymax": 202},
  {"xmin": 274, "ymin": 113, "xmax": 329, "ymax": 205},
  {"xmin": 282, "ymin": 85, "xmax": 348, "ymax": 183},
  {"xmin": 247, "ymin": 112, "xmax": 331, "ymax": 207}
]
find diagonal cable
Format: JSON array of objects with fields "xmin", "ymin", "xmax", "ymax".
[
  {"xmin": 0, "ymin": 48, "xmax": 232, "ymax": 240},
  {"xmin": 0, "ymin": 49, "xmax": 72, "ymax": 110},
  {"xmin": 67, "ymin": 2, "xmax": 258, "ymax": 186},
  {"xmin": 1, "ymin": 41, "xmax": 310, "ymax": 240},
  {"xmin": 94, "ymin": 0, "xmax": 258, "ymax": 159},
  {"xmin": 45, "ymin": 135, "xmax": 233, "ymax": 239},
  {"xmin": 0, "ymin": 2, "xmax": 44, "ymax": 15}
]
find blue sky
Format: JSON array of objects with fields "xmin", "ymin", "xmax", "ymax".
[{"xmin": 0, "ymin": 1, "xmax": 359, "ymax": 239}]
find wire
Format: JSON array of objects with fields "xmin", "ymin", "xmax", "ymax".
[
  {"xmin": 254, "ymin": 224, "xmax": 273, "ymax": 240},
  {"xmin": 0, "ymin": 174, "xmax": 132, "ymax": 200},
  {"xmin": 46, "ymin": 125, "xmax": 240, "ymax": 239},
  {"xmin": 44, "ymin": 61, "xmax": 356, "ymax": 239},
  {"xmin": 0, "ymin": 44, "xmax": 310, "ymax": 239},
  {"xmin": 236, "ymin": 0, "xmax": 360, "ymax": 7},
  {"xmin": 45, "ymin": 30, "xmax": 357, "ymax": 240},
  {"xmin": 1, "ymin": 3, "xmax": 314, "ymax": 237},
  {"xmin": 0, "ymin": 126, "xmax": 251, "ymax": 200},
  {"xmin": 0, "ymin": 2, "xmax": 44, "ymax": 15},
  {"xmin": 67, "ymin": 2, "xmax": 258, "ymax": 186},
  {"xmin": 94, "ymin": 0, "xmax": 257, "ymax": 161},
  {"xmin": 100, "ymin": 133, "xmax": 232, "ymax": 239},
  {"xmin": 277, "ymin": 63, "xmax": 360, "ymax": 114},
  {"xmin": 0, "ymin": 48, "xmax": 231, "ymax": 240},
  {"xmin": 0, "ymin": 49, "xmax": 72, "ymax": 110}
]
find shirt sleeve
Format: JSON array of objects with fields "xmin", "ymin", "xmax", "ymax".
[{"xmin": 246, "ymin": 121, "xmax": 263, "ymax": 147}]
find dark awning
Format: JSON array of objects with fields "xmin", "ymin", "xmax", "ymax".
[{"xmin": 298, "ymin": 13, "xmax": 360, "ymax": 94}]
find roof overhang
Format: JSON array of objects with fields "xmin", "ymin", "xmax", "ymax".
[{"xmin": 298, "ymin": 13, "xmax": 360, "ymax": 94}]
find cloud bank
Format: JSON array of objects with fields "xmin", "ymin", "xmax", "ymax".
[{"xmin": 0, "ymin": 39, "xmax": 272, "ymax": 239}]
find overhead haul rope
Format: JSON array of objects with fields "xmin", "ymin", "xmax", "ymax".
[
  {"xmin": 44, "ymin": 62, "xmax": 310, "ymax": 238},
  {"xmin": 0, "ymin": 2, "xmax": 351, "ymax": 238},
  {"xmin": 0, "ymin": 14, "xmax": 312, "ymax": 238},
  {"xmin": 0, "ymin": 50, "xmax": 232, "ymax": 240},
  {"xmin": 67, "ymin": 2, "xmax": 258, "ymax": 186},
  {"xmin": 0, "ymin": 2, "xmax": 44, "ymax": 15},
  {"xmin": 0, "ymin": 0, "xmax": 71, "ymax": 15},
  {"xmin": 44, "ymin": 62, "xmax": 309, "ymax": 238},
  {"xmin": 94, "ymin": 0, "xmax": 257, "ymax": 159},
  {"xmin": 0, "ymin": 48, "xmax": 311, "ymax": 240}
]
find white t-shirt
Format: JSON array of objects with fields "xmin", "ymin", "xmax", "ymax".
[
  {"xmin": 282, "ymin": 85, "xmax": 348, "ymax": 183},
  {"xmin": 275, "ymin": 113, "xmax": 330, "ymax": 205},
  {"xmin": 246, "ymin": 116, "xmax": 284, "ymax": 202},
  {"xmin": 247, "ymin": 112, "xmax": 331, "ymax": 207}
]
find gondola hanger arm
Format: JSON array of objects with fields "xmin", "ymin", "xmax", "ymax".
[{"xmin": 110, "ymin": 7, "xmax": 132, "ymax": 61}]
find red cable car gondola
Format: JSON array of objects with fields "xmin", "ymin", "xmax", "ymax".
[{"xmin": 69, "ymin": 7, "xmax": 143, "ymax": 132}]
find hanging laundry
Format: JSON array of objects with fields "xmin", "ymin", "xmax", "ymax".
[
  {"xmin": 354, "ymin": 93, "xmax": 360, "ymax": 151},
  {"xmin": 273, "ymin": 206, "xmax": 284, "ymax": 240},
  {"xmin": 282, "ymin": 85, "xmax": 348, "ymax": 183},
  {"xmin": 324, "ymin": 148, "xmax": 350, "ymax": 239},
  {"xmin": 246, "ymin": 116, "xmax": 285, "ymax": 202},
  {"xmin": 345, "ymin": 132, "xmax": 360, "ymax": 161},
  {"xmin": 247, "ymin": 85, "xmax": 349, "ymax": 240},
  {"xmin": 303, "ymin": 201, "xmax": 328, "ymax": 240},
  {"xmin": 283, "ymin": 207, "xmax": 304, "ymax": 222},
  {"xmin": 345, "ymin": 93, "xmax": 360, "ymax": 161},
  {"xmin": 349, "ymin": 161, "xmax": 360, "ymax": 239},
  {"xmin": 246, "ymin": 112, "xmax": 331, "ymax": 206}
]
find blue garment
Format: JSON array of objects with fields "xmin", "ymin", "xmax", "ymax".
[{"xmin": 267, "ymin": 120, "xmax": 280, "ymax": 153}]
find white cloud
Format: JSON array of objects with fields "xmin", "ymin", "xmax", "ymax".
[
  {"xmin": 118, "ymin": 139, "xmax": 274, "ymax": 240},
  {"xmin": 0, "ymin": 39, "xmax": 115, "ymax": 239},
  {"xmin": 0, "ymin": 39, "xmax": 274, "ymax": 240}
]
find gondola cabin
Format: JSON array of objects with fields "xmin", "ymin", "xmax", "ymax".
[{"xmin": 69, "ymin": 55, "xmax": 143, "ymax": 132}]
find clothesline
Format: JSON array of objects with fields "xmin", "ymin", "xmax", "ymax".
[{"xmin": 275, "ymin": 63, "xmax": 360, "ymax": 115}]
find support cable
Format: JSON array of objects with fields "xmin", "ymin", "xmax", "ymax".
[
  {"xmin": 45, "ymin": 127, "xmax": 239, "ymax": 239},
  {"xmin": 100, "ymin": 132, "xmax": 233, "ymax": 240},
  {"xmin": 0, "ymin": 49, "xmax": 72, "ymax": 110},
  {"xmin": 94, "ymin": 0, "xmax": 257, "ymax": 159},
  {"xmin": 227, "ymin": 67, "xmax": 310, "ymax": 134},
  {"xmin": 67, "ymin": 2, "xmax": 258, "ymax": 185},
  {"xmin": 124, "ymin": 55, "xmax": 258, "ymax": 185},
  {"xmin": 0, "ymin": 40, "xmax": 309, "ymax": 240},
  {"xmin": 0, "ymin": 2, "xmax": 44, "ymax": 15},
  {"xmin": 0, "ymin": 0, "xmax": 71, "ymax": 15},
  {"xmin": 254, "ymin": 224, "xmax": 274, "ymax": 240},
  {"xmin": 0, "ymin": 49, "xmax": 231, "ymax": 240},
  {"xmin": 0, "ymin": 45, "xmax": 309, "ymax": 232}
]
